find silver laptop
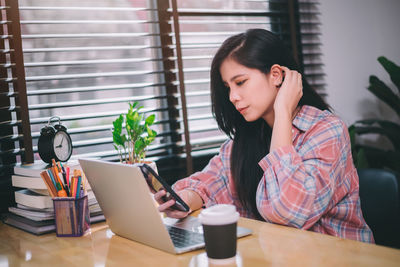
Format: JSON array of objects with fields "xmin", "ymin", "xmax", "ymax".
[{"xmin": 79, "ymin": 158, "xmax": 252, "ymax": 254}]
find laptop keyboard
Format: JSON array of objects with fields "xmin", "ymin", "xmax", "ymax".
[{"xmin": 166, "ymin": 225, "xmax": 204, "ymax": 248}]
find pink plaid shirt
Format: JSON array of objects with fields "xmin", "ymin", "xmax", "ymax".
[{"xmin": 174, "ymin": 105, "xmax": 374, "ymax": 243}]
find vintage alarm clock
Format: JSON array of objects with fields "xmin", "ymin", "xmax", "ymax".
[{"xmin": 38, "ymin": 116, "xmax": 73, "ymax": 163}]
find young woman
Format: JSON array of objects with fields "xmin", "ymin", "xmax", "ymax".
[{"xmin": 155, "ymin": 29, "xmax": 373, "ymax": 243}]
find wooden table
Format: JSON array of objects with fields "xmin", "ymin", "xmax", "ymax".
[{"xmin": 1, "ymin": 217, "xmax": 399, "ymax": 266}]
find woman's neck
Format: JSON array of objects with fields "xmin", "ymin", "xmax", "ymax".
[{"xmin": 265, "ymin": 106, "xmax": 300, "ymax": 128}]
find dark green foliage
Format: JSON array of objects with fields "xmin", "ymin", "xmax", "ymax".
[{"xmin": 350, "ymin": 56, "xmax": 400, "ymax": 173}]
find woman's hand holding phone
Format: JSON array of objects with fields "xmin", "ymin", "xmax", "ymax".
[
  {"xmin": 154, "ymin": 189, "xmax": 203, "ymax": 219},
  {"xmin": 154, "ymin": 189, "xmax": 192, "ymax": 218},
  {"xmin": 139, "ymin": 163, "xmax": 191, "ymax": 213}
]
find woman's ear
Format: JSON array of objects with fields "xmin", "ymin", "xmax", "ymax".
[{"xmin": 269, "ymin": 64, "xmax": 283, "ymax": 87}]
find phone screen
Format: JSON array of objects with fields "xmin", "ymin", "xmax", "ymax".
[{"xmin": 139, "ymin": 164, "xmax": 190, "ymax": 212}]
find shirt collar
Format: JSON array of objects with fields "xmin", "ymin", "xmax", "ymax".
[{"xmin": 292, "ymin": 105, "xmax": 328, "ymax": 132}]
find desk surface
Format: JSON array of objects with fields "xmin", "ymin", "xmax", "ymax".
[{"xmin": 1, "ymin": 217, "xmax": 399, "ymax": 267}]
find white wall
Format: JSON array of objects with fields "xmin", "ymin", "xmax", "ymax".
[{"xmin": 320, "ymin": 0, "xmax": 400, "ymax": 126}]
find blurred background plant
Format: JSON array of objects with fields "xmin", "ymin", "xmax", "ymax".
[
  {"xmin": 349, "ymin": 56, "xmax": 400, "ymax": 173},
  {"xmin": 112, "ymin": 101, "xmax": 157, "ymax": 163}
]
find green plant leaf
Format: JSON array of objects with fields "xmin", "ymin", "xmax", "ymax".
[
  {"xmin": 138, "ymin": 113, "xmax": 145, "ymax": 133},
  {"xmin": 378, "ymin": 56, "xmax": 400, "ymax": 94},
  {"xmin": 354, "ymin": 119, "xmax": 400, "ymax": 150},
  {"xmin": 113, "ymin": 101, "xmax": 157, "ymax": 162},
  {"xmin": 355, "ymin": 144, "xmax": 400, "ymax": 173},
  {"xmin": 350, "ymin": 57, "xmax": 400, "ymax": 173},
  {"xmin": 144, "ymin": 136, "xmax": 155, "ymax": 146},
  {"xmin": 368, "ymin": 75, "xmax": 400, "ymax": 117},
  {"xmin": 132, "ymin": 112, "xmax": 142, "ymax": 134},
  {"xmin": 348, "ymin": 125, "xmax": 356, "ymax": 147},
  {"xmin": 146, "ymin": 126, "xmax": 157, "ymax": 137},
  {"xmin": 112, "ymin": 132, "xmax": 124, "ymax": 147},
  {"xmin": 134, "ymin": 138, "xmax": 145, "ymax": 156},
  {"xmin": 145, "ymin": 114, "xmax": 155, "ymax": 125},
  {"xmin": 121, "ymin": 134, "xmax": 127, "ymax": 144},
  {"xmin": 348, "ymin": 125, "xmax": 358, "ymax": 163},
  {"xmin": 355, "ymin": 148, "xmax": 369, "ymax": 169},
  {"xmin": 112, "ymin": 114, "xmax": 123, "ymax": 135},
  {"xmin": 129, "ymin": 101, "xmax": 138, "ymax": 110}
]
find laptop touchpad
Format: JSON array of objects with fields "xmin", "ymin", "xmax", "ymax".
[{"xmin": 163, "ymin": 216, "xmax": 203, "ymax": 234}]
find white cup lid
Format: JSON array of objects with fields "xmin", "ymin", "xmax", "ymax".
[{"xmin": 199, "ymin": 204, "xmax": 239, "ymax": 225}]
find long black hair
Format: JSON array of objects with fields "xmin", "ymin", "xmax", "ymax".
[{"xmin": 210, "ymin": 29, "xmax": 330, "ymax": 219}]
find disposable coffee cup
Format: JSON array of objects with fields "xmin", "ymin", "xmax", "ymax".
[{"xmin": 199, "ymin": 204, "xmax": 239, "ymax": 263}]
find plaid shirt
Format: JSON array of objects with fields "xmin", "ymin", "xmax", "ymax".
[{"xmin": 174, "ymin": 105, "xmax": 374, "ymax": 243}]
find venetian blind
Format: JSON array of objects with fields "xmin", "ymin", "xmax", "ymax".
[
  {"xmin": 18, "ymin": 0, "xmax": 181, "ymax": 165},
  {"xmin": 0, "ymin": 0, "xmax": 325, "ymax": 211},
  {"xmin": 171, "ymin": 0, "xmax": 325, "ymax": 173}
]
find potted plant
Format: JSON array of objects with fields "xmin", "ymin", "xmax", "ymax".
[
  {"xmin": 349, "ymin": 56, "xmax": 400, "ymax": 173},
  {"xmin": 112, "ymin": 101, "xmax": 157, "ymax": 164}
]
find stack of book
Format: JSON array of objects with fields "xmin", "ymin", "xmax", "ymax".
[{"xmin": 2, "ymin": 161, "xmax": 105, "ymax": 235}]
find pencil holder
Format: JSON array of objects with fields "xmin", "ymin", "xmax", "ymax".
[{"xmin": 53, "ymin": 195, "xmax": 90, "ymax": 237}]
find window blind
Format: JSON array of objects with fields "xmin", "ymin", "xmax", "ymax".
[
  {"xmin": 0, "ymin": 0, "xmax": 325, "ymax": 212},
  {"xmin": 298, "ymin": 0, "xmax": 325, "ymax": 96},
  {"xmin": 18, "ymin": 1, "xmax": 178, "ymax": 165},
  {"xmin": 170, "ymin": 0, "xmax": 325, "ymax": 173}
]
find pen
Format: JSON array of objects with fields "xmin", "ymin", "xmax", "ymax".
[
  {"xmin": 50, "ymin": 164, "xmax": 59, "ymax": 186},
  {"xmin": 57, "ymin": 161, "xmax": 62, "ymax": 172},
  {"xmin": 59, "ymin": 162, "xmax": 70, "ymax": 196},
  {"xmin": 70, "ymin": 176, "xmax": 76, "ymax": 197},
  {"xmin": 51, "ymin": 159, "xmax": 67, "ymax": 197},
  {"xmin": 47, "ymin": 169, "xmax": 59, "ymax": 191},
  {"xmin": 75, "ymin": 176, "xmax": 82, "ymax": 199},
  {"xmin": 40, "ymin": 171, "xmax": 57, "ymax": 197},
  {"xmin": 53, "ymin": 168, "xmax": 65, "ymax": 192},
  {"xmin": 65, "ymin": 165, "xmax": 70, "ymax": 188},
  {"xmin": 73, "ymin": 176, "xmax": 78, "ymax": 198},
  {"xmin": 52, "ymin": 160, "xmax": 64, "ymax": 189}
]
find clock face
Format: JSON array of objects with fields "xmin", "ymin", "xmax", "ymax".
[{"xmin": 53, "ymin": 130, "xmax": 72, "ymax": 161}]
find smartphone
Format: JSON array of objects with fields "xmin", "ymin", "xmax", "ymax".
[{"xmin": 138, "ymin": 163, "xmax": 190, "ymax": 212}]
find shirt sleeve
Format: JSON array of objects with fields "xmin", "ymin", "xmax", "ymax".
[
  {"xmin": 256, "ymin": 116, "xmax": 346, "ymax": 229},
  {"xmin": 173, "ymin": 141, "xmax": 234, "ymax": 207}
]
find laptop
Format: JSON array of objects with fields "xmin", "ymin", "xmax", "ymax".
[{"xmin": 79, "ymin": 158, "xmax": 252, "ymax": 254}]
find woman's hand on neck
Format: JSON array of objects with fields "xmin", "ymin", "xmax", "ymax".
[{"xmin": 269, "ymin": 67, "xmax": 303, "ymax": 152}]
